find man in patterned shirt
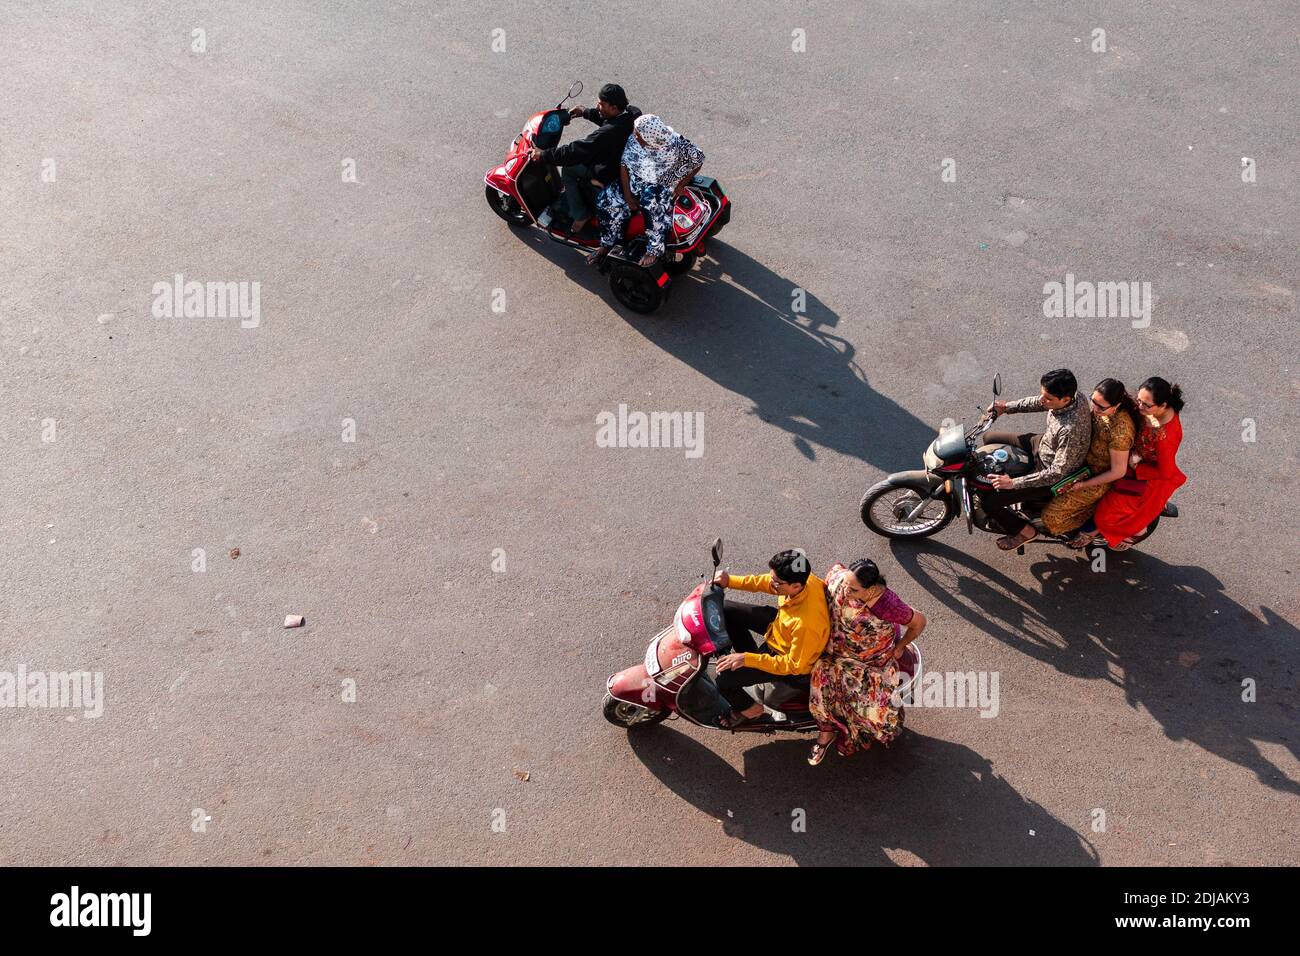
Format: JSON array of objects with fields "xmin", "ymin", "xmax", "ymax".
[{"xmin": 979, "ymin": 368, "xmax": 1092, "ymax": 550}]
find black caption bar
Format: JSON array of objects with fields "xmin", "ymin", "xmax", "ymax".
[{"xmin": 0, "ymin": 866, "xmax": 1281, "ymax": 941}]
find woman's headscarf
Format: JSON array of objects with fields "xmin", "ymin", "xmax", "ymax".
[{"xmin": 634, "ymin": 114, "xmax": 676, "ymax": 149}]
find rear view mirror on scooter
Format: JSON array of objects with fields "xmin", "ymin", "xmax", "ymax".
[
  {"xmin": 993, "ymin": 373, "xmax": 1003, "ymax": 397},
  {"xmin": 710, "ymin": 538, "xmax": 724, "ymax": 568},
  {"xmin": 557, "ymin": 79, "xmax": 583, "ymax": 109}
]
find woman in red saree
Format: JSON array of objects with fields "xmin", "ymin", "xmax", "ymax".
[{"xmin": 1084, "ymin": 377, "xmax": 1186, "ymax": 551}]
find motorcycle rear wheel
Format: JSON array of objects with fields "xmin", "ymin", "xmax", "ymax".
[
  {"xmin": 602, "ymin": 694, "xmax": 670, "ymax": 729},
  {"xmin": 861, "ymin": 482, "xmax": 955, "ymax": 539}
]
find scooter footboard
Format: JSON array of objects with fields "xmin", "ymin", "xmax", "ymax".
[{"xmin": 677, "ymin": 667, "xmax": 730, "ymax": 726}]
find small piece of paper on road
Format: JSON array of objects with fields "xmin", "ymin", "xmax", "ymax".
[{"xmin": 284, "ymin": 615, "xmax": 305, "ymax": 628}]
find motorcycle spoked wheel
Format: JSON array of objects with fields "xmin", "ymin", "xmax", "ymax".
[
  {"xmin": 602, "ymin": 694, "xmax": 670, "ymax": 729},
  {"xmin": 861, "ymin": 483, "xmax": 955, "ymax": 539}
]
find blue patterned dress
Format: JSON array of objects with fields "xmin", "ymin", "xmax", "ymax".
[{"xmin": 595, "ymin": 133, "xmax": 704, "ymax": 257}]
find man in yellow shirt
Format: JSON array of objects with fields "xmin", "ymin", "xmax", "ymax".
[{"xmin": 711, "ymin": 549, "xmax": 830, "ymax": 728}]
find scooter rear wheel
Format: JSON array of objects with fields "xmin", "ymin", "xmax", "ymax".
[
  {"xmin": 602, "ymin": 694, "xmax": 670, "ymax": 729},
  {"xmin": 609, "ymin": 264, "xmax": 664, "ymax": 314},
  {"xmin": 664, "ymin": 251, "xmax": 698, "ymax": 276}
]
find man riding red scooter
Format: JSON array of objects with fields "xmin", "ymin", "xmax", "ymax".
[
  {"xmin": 601, "ymin": 539, "xmax": 921, "ymax": 745},
  {"xmin": 527, "ymin": 83, "xmax": 640, "ymax": 239},
  {"xmin": 711, "ymin": 549, "xmax": 830, "ymax": 729},
  {"xmin": 484, "ymin": 80, "xmax": 731, "ymax": 314}
]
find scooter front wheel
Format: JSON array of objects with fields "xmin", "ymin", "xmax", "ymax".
[
  {"xmin": 485, "ymin": 185, "xmax": 530, "ymax": 226},
  {"xmin": 602, "ymin": 694, "xmax": 670, "ymax": 729}
]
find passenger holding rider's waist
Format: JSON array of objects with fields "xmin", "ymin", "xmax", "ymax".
[
  {"xmin": 710, "ymin": 550, "xmax": 830, "ymax": 730},
  {"xmin": 980, "ymin": 368, "xmax": 1092, "ymax": 552}
]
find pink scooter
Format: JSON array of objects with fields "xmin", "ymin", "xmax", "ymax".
[{"xmin": 602, "ymin": 539, "xmax": 921, "ymax": 736}]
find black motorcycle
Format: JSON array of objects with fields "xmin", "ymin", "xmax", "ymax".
[{"xmin": 860, "ymin": 375, "xmax": 1178, "ymax": 552}]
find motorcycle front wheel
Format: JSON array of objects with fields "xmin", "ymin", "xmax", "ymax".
[
  {"xmin": 602, "ymin": 694, "xmax": 670, "ymax": 729},
  {"xmin": 861, "ymin": 481, "xmax": 955, "ymax": 539}
]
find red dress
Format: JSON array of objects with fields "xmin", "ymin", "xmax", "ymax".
[{"xmin": 1094, "ymin": 414, "xmax": 1186, "ymax": 546}]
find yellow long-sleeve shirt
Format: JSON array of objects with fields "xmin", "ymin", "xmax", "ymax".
[{"xmin": 727, "ymin": 572, "xmax": 830, "ymax": 676}]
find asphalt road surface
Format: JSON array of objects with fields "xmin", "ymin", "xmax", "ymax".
[{"xmin": 2, "ymin": 1, "xmax": 1297, "ymax": 866}]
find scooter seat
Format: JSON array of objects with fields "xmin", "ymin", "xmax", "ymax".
[{"xmin": 755, "ymin": 676, "xmax": 811, "ymax": 711}]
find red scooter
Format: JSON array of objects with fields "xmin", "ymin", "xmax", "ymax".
[
  {"xmin": 484, "ymin": 81, "xmax": 731, "ymax": 314},
  {"xmin": 602, "ymin": 539, "xmax": 922, "ymax": 735}
]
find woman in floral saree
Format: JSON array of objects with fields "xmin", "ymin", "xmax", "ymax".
[{"xmin": 808, "ymin": 560, "xmax": 927, "ymax": 765}]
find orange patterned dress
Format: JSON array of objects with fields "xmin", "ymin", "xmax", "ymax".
[
  {"xmin": 809, "ymin": 564, "xmax": 916, "ymax": 755},
  {"xmin": 1041, "ymin": 410, "xmax": 1136, "ymax": 534}
]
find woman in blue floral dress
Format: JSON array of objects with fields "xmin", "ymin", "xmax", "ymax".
[{"xmin": 588, "ymin": 114, "xmax": 704, "ymax": 268}]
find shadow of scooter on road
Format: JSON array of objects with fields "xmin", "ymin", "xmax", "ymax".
[
  {"xmin": 509, "ymin": 228, "xmax": 936, "ymax": 475},
  {"xmin": 625, "ymin": 240, "xmax": 936, "ymax": 474},
  {"xmin": 629, "ymin": 725, "xmax": 1099, "ymax": 866}
]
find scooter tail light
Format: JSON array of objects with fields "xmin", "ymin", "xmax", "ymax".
[{"xmin": 673, "ymin": 213, "xmax": 692, "ymax": 230}]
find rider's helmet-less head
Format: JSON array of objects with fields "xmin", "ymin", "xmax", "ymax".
[
  {"xmin": 1040, "ymin": 368, "xmax": 1078, "ymax": 401},
  {"xmin": 598, "ymin": 83, "xmax": 628, "ymax": 110},
  {"xmin": 769, "ymin": 550, "xmax": 811, "ymax": 586}
]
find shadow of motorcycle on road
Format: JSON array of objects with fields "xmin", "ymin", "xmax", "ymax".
[
  {"xmin": 629, "ymin": 726, "xmax": 1099, "ymax": 866},
  {"xmin": 892, "ymin": 540, "xmax": 1300, "ymax": 797}
]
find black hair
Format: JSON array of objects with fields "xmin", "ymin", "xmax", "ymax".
[
  {"xmin": 1139, "ymin": 376, "xmax": 1185, "ymax": 413},
  {"xmin": 769, "ymin": 549, "xmax": 810, "ymax": 586},
  {"xmin": 598, "ymin": 83, "xmax": 628, "ymax": 110},
  {"xmin": 1040, "ymin": 368, "xmax": 1078, "ymax": 400},
  {"xmin": 1093, "ymin": 378, "xmax": 1139, "ymax": 431},
  {"xmin": 849, "ymin": 559, "xmax": 885, "ymax": 590}
]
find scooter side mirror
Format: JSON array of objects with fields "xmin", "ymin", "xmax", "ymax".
[
  {"xmin": 710, "ymin": 537, "xmax": 724, "ymax": 568},
  {"xmin": 993, "ymin": 373, "xmax": 1003, "ymax": 397}
]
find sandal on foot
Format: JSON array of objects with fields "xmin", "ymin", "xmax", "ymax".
[
  {"xmin": 586, "ymin": 247, "xmax": 610, "ymax": 266},
  {"xmin": 1067, "ymin": 532, "xmax": 1097, "ymax": 550},
  {"xmin": 808, "ymin": 733, "xmax": 838, "ymax": 766},
  {"xmin": 996, "ymin": 529, "xmax": 1036, "ymax": 551},
  {"xmin": 719, "ymin": 709, "xmax": 767, "ymax": 730}
]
